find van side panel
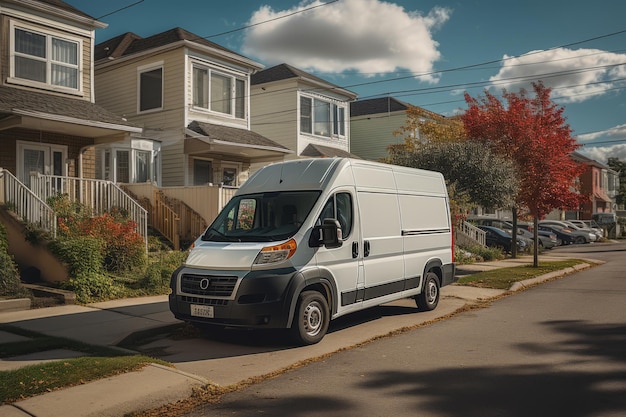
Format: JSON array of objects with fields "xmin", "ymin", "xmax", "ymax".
[
  {"xmin": 357, "ymin": 191, "xmax": 404, "ymax": 291},
  {"xmin": 399, "ymin": 194, "xmax": 453, "ymax": 288}
]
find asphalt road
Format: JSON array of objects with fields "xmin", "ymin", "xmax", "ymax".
[{"xmin": 182, "ymin": 242, "xmax": 626, "ymax": 417}]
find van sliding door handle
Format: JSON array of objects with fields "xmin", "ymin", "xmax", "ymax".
[
  {"xmin": 364, "ymin": 240, "xmax": 370, "ymax": 257},
  {"xmin": 352, "ymin": 241, "xmax": 358, "ymax": 258}
]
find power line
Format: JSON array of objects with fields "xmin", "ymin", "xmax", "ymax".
[{"xmin": 96, "ymin": 0, "xmax": 144, "ymax": 20}]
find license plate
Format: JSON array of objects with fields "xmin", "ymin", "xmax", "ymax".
[{"xmin": 190, "ymin": 304, "xmax": 214, "ymax": 318}]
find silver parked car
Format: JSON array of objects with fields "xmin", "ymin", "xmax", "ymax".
[{"xmin": 567, "ymin": 220, "xmax": 603, "ymax": 239}]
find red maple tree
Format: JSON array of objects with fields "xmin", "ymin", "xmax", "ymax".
[
  {"xmin": 462, "ymin": 82, "xmax": 586, "ymax": 263},
  {"xmin": 462, "ymin": 81, "xmax": 585, "ymax": 219}
]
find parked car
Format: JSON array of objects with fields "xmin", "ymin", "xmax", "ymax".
[
  {"xmin": 516, "ymin": 222, "xmax": 560, "ymax": 247},
  {"xmin": 539, "ymin": 220, "xmax": 596, "ymax": 243},
  {"xmin": 537, "ymin": 223, "xmax": 591, "ymax": 245},
  {"xmin": 469, "ymin": 217, "xmax": 557, "ymax": 249},
  {"xmin": 477, "ymin": 225, "xmax": 529, "ymax": 253},
  {"xmin": 567, "ymin": 220, "xmax": 603, "ymax": 239}
]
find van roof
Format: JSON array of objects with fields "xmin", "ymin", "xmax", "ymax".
[{"xmin": 237, "ymin": 158, "xmax": 447, "ymax": 196}]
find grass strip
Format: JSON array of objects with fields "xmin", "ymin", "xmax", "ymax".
[
  {"xmin": 456, "ymin": 259, "xmax": 589, "ymax": 289},
  {"xmin": 0, "ymin": 325, "xmax": 169, "ymax": 404}
]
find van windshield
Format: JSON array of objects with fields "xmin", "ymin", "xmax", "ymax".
[{"xmin": 202, "ymin": 191, "xmax": 321, "ymax": 242}]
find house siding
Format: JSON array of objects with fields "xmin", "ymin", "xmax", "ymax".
[
  {"xmin": 95, "ymin": 48, "xmax": 186, "ymax": 130},
  {"xmin": 350, "ymin": 112, "xmax": 407, "ymax": 161},
  {"xmin": 250, "ymin": 80, "xmax": 299, "ymax": 153}
]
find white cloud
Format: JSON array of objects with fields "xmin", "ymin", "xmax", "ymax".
[
  {"xmin": 579, "ymin": 144, "xmax": 626, "ymax": 164},
  {"xmin": 241, "ymin": 0, "xmax": 451, "ymax": 82},
  {"xmin": 577, "ymin": 124, "xmax": 626, "ymax": 143},
  {"xmin": 489, "ymin": 48, "xmax": 626, "ymax": 103}
]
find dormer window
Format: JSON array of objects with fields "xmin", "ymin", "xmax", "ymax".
[{"xmin": 11, "ymin": 25, "xmax": 80, "ymax": 91}]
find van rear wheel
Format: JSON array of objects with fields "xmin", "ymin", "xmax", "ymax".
[
  {"xmin": 415, "ymin": 272, "xmax": 440, "ymax": 311},
  {"xmin": 291, "ymin": 290, "xmax": 329, "ymax": 345}
]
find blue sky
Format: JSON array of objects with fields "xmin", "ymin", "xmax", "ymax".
[{"xmin": 66, "ymin": 0, "xmax": 626, "ymax": 164}]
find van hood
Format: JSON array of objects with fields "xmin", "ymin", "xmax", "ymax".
[{"xmin": 185, "ymin": 241, "xmax": 265, "ymax": 270}]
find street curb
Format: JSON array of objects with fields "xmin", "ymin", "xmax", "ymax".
[
  {"xmin": 0, "ymin": 298, "xmax": 31, "ymax": 312},
  {"xmin": 508, "ymin": 262, "xmax": 593, "ymax": 292}
]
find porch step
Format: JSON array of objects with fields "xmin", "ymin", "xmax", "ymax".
[{"xmin": 22, "ymin": 283, "xmax": 76, "ymax": 305}]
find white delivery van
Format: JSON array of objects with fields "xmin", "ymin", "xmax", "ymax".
[{"xmin": 169, "ymin": 158, "xmax": 456, "ymax": 344}]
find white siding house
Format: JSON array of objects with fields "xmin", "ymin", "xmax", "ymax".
[{"xmin": 250, "ymin": 63, "xmax": 358, "ymax": 160}]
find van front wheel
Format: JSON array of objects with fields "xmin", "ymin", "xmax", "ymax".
[
  {"xmin": 291, "ymin": 290, "xmax": 330, "ymax": 345},
  {"xmin": 415, "ymin": 272, "xmax": 440, "ymax": 311}
]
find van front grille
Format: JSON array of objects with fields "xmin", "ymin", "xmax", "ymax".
[{"xmin": 180, "ymin": 274, "xmax": 238, "ymax": 297}]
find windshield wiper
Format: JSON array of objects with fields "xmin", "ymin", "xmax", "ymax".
[{"xmin": 203, "ymin": 227, "xmax": 237, "ymax": 242}]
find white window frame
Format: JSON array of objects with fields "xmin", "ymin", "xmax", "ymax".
[
  {"xmin": 137, "ymin": 62, "xmax": 164, "ymax": 113},
  {"xmin": 8, "ymin": 21, "xmax": 82, "ymax": 94},
  {"xmin": 191, "ymin": 63, "xmax": 247, "ymax": 119},
  {"xmin": 299, "ymin": 93, "xmax": 347, "ymax": 139}
]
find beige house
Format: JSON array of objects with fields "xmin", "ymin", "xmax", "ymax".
[
  {"xmin": 0, "ymin": 0, "xmax": 142, "ymax": 281},
  {"xmin": 349, "ymin": 97, "xmax": 413, "ymax": 161},
  {"xmin": 92, "ymin": 28, "xmax": 292, "ymax": 248},
  {"xmin": 250, "ymin": 63, "xmax": 358, "ymax": 160}
]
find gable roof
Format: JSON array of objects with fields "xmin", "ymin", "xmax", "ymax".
[
  {"xmin": 0, "ymin": 86, "xmax": 141, "ymax": 134},
  {"xmin": 95, "ymin": 27, "xmax": 261, "ymax": 68},
  {"xmin": 251, "ymin": 63, "xmax": 357, "ymax": 100}
]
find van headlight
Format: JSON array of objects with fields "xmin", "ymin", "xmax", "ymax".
[{"xmin": 253, "ymin": 238, "xmax": 297, "ymax": 265}]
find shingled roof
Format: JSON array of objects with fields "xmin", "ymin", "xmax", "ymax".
[
  {"xmin": 251, "ymin": 63, "xmax": 357, "ymax": 99},
  {"xmin": 32, "ymin": 0, "xmax": 99, "ymax": 21},
  {"xmin": 95, "ymin": 27, "xmax": 258, "ymax": 66},
  {"xmin": 350, "ymin": 97, "xmax": 411, "ymax": 117},
  {"xmin": 0, "ymin": 86, "xmax": 140, "ymax": 130},
  {"xmin": 187, "ymin": 121, "xmax": 290, "ymax": 151},
  {"xmin": 300, "ymin": 143, "xmax": 360, "ymax": 159}
]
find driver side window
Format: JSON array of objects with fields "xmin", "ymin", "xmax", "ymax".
[{"xmin": 319, "ymin": 192, "xmax": 353, "ymax": 239}]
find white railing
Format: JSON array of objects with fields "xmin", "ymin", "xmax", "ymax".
[
  {"xmin": 0, "ymin": 168, "xmax": 57, "ymax": 238},
  {"xmin": 29, "ymin": 173, "xmax": 148, "ymax": 245},
  {"xmin": 219, "ymin": 185, "xmax": 238, "ymax": 211},
  {"xmin": 459, "ymin": 220, "xmax": 486, "ymax": 247}
]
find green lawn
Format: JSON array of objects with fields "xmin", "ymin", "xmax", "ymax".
[{"xmin": 456, "ymin": 259, "xmax": 589, "ymax": 290}]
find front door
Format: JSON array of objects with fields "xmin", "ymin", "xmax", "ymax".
[{"xmin": 17, "ymin": 141, "xmax": 67, "ymax": 187}]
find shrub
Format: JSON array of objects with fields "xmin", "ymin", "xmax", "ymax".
[
  {"xmin": 139, "ymin": 250, "xmax": 188, "ymax": 291},
  {"xmin": 456, "ymin": 244, "xmax": 505, "ymax": 263},
  {"xmin": 0, "ymin": 222, "xmax": 30, "ymax": 298},
  {"xmin": 49, "ymin": 236, "xmax": 116, "ymax": 303}
]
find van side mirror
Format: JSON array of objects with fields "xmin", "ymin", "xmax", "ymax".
[
  {"xmin": 309, "ymin": 218, "xmax": 343, "ymax": 249},
  {"xmin": 321, "ymin": 218, "xmax": 343, "ymax": 248}
]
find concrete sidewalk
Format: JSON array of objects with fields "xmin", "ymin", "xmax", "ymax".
[{"xmin": 0, "ymin": 256, "xmax": 593, "ymax": 417}]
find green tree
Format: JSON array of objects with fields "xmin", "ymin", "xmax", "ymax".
[{"xmin": 607, "ymin": 157, "xmax": 626, "ymax": 207}]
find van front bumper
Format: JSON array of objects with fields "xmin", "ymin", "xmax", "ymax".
[{"xmin": 169, "ymin": 266, "xmax": 298, "ymax": 329}]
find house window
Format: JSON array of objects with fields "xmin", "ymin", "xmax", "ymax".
[
  {"xmin": 333, "ymin": 104, "xmax": 345, "ymax": 136},
  {"xmin": 12, "ymin": 26, "xmax": 79, "ymax": 90},
  {"xmin": 211, "ymin": 73, "xmax": 231, "ymax": 114},
  {"xmin": 192, "ymin": 65, "xmax": 246, "ymax": 119},
  {"xmin": 194, "ymin": 159, "xmax": 213, "ymax": 185},
  {"xmin": 222, "ymin": 167, "xmax": 237, "ymax": 186},
  {"xmin": 139, "ymin": 67, "xmax": 163, "ymax": 112},
  {"xmin": 135, "ymin": 151, "xmax": 151, "ymax": 183},
  {"xmin": 116, "ymin": 150, "xmax": 130, "ymax": 183},
  {"xmin": 300, "ymin": 95, "xmax": 347, "ymax": 138},
  {"xmin": 300, "ymin": 97, "xmax": 312, "ymax": 134}
]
